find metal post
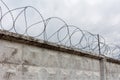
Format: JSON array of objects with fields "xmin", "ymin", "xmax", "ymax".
[
  {"xmin": 97, "ymin": 35, "xmax": 107, "ymax": 80},
  {"xmin": 97, "ymin": 34, "xmax": 101, "ymax": 55}
]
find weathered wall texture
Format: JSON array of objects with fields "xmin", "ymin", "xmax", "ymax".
[
  {"xmin": 106, "ymin": 62, "xmax": 120, "ymax": 80},
  {"xmin": 0, "ymin": 40, "xmax": 100, "ymax": 80},
  {"xmin": 0, "ymin": 30, "xmax": 120, "ymax": 80}
]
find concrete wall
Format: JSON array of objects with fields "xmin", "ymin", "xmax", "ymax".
[
  {"xmin": 0, "ymin": 40, "xmax": 100, "ymax": 80},
  {"xmin": 0, "ymin": 30, "xmax": 120, "ymax": 80},
  {"xmin": 106, "ymin": 62, "xmax": 120, "ymax": 80}
]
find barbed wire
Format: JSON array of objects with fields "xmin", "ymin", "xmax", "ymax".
[{"xmin": 0, "ymin": 0, "xmax": 120, "ymax": 59}]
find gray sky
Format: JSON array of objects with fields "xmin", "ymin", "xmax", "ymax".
[{"xmin": 2, "ymin": 0, "xmax": 120, "ymax": 44}]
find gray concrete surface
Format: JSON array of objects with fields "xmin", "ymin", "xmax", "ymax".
[{"xmin": 0, "ymin": 30, "xmax": 120, "ymax": 80}]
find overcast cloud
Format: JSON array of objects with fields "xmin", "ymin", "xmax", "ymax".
[{"xmin": 2, "ymin": 0, "xmax": 120, "ymax": 44}]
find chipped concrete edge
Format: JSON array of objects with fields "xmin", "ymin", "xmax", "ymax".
[{"xmin": 0, "ymin": 29, "xmax": 120, "ymax": 64}]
